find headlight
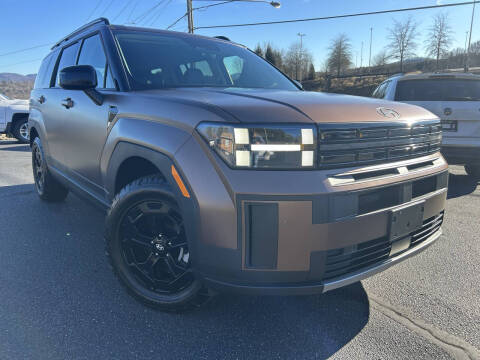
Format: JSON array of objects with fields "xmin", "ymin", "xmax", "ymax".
[{"xmin": 197, "ymin": 123, "xmax": 317, "ymax": 169}]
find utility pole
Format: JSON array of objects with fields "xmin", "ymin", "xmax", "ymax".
[
  {"xmin": 187, "ymin": 0, "xmax": 194, "ymax": 33},
  {"xmin": 465, "ymin": 1, "xmax": 476, "ymax": 72},
  {"xmin": 369, "ymin": 27, "xmax": 373, "ymax": 68}
]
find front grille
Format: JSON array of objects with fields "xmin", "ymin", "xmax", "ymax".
[
  {"xmin": 318, "ymin": 121, "xmax": 442, "ymax": 169},
  {"xmin": 323, "ymin": 211, "xmax": 444, "ymax": 281}
]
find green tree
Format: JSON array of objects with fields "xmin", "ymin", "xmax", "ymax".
[
  {"xmin": 265, "ymin": 44, "xmax": 276, "ymax": 65},
  {"xmin": 307, "ymin": 63, "xmax": 316, "ymax": 80},
  {"xmin": 254, "ymin": 44, "xmax": 263, "ymax": 57}
]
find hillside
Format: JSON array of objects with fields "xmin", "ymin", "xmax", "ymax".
[{"xmin": 0, "ymin": 73, "xmax": 36, "ymax": 99}]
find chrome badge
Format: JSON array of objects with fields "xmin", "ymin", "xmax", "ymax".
[{"xmin": 376, "ymin": 107, "xmax": 400, "ymax": 119}]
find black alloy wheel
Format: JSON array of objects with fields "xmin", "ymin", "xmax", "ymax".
[
  {"xmin": 119, "ymin": 199, "xmax": 194, "ymax": 295},
  {"xmin": 106, "ymin": 175, "xmax": 210, "ymax": 311}
]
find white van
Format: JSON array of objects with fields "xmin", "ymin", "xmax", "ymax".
[{"xmin": 373, "ymin": 73, "xmax": 480, "ymax": 178}]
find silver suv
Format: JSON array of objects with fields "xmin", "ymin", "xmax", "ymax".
[
  {"xmin": 373, "ymin": 73, "xmax": 480, "ymax": 178},
  {"xmin": 29, "ymin": 19, "xmax": 448, "ymax": 311}
]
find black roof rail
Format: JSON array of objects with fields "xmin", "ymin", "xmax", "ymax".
[
  {"xmin": 214, "ymin": 36, "xmax": 231, "ymax": 41},
  {"xmin": 51, "ymin": 18, "xmax": 110, "ymax": 50}
]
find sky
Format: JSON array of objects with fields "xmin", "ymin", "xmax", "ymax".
[{"xmin": 0, "ymin": 0, "xmax": 478, "ymax": 75}]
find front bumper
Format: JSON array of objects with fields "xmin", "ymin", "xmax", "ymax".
[{"xmin": 174, "ymin": 137, "xmax": 448, "ymax": 295}]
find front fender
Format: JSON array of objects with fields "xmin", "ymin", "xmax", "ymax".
[{"xmin": 101, "ymin": 116, "xmax": 193, "ymax": 200}]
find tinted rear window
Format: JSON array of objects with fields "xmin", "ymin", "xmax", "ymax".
[{"xmin": 395, "ymin": 79, "xmax": 480, "ymax": 101}]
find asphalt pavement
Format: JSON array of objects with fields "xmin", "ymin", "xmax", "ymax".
[{"xmin": 0, "ymin": 139, "xmax": 479, "ymax": 359}]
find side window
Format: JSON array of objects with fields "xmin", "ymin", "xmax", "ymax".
[
  {"xmin": 223, "ymin": 56, "xmax": 245, "ymax": 83},
  {"xmin": 77, "ymin": 34, "xmax": 109, "ymax": 89},
  {"xmin": 55, "ymin": 42, "xmax": 80, "ymax": 87},
  {"xmin": 373, "ymin": 82, "xmax": 388, "ymax": 99},
  {"xmin": 105, "ymin": 64, "xmax": 115, "ymax": 89},
  {"xmin": 382, "ymin": 81, "xmax": 391, "ymax": 98},
  {"xmin": 34, "ymin": 55, "xmax": 53, "ymax": 89}
]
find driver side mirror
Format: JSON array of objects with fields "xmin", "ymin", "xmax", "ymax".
[{"xmin": 59, "ymin": 65, "xmax": 103, "ymax": 105}]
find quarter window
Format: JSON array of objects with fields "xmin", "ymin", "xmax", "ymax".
[
  {"xmin": 55, "ymin": 42, "xmax": 80, "ymax": 87},
  {"xmin": 34, "ymin": 54, "xmax": 54, "ymax": 89}
]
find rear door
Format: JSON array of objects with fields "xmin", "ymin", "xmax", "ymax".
[
  {"xmin": 29, "ymin": 49, "xmax": 61, "ymax": 165},
  {"xmin": 59, "ymin": 33, "xmax": 115, "ymax": 197},
  {"xmin": 41, "ymin": 43, "xmax": 81, "ymax": 169},
  {"xmin": 394, "ymin": 78, "xmax": 480, "ymax": 146}
]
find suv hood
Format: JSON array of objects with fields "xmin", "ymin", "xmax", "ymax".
[{"xmin": 140, "ymin": 88, "xmax": 437, "ymax": 125}]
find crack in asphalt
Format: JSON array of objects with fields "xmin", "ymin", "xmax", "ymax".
[{"xmin": 369, "ymin": 294, "xmax": 480, "ymax": 360}]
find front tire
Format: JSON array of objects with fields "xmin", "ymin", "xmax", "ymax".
[
  {"xmin": 465, "ymin": 164, "xmax": 480, "ymax": 180},
  {"xmin": 105, "ymin": 175, "xmax": 211, "ymax": 312},
  {"xmin": 31, "ymin": 137, "xmax": 69, "ymax": 202},
  {"xmin": 13, "ymin": 118, "xmax": 29, "ymax": 143}
]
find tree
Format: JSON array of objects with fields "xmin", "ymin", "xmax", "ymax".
[
  {"xmin": 283, "ymin": 42, "xmax": 313, "ymax": 80},
  {"xmin": 308, "ymin": 63, "xmax": 316, "ymax": 80},
  {"xmin": 373, "ymin": 50, "xmax": 389, "ymax": 67},
  {"xmin": 327, "ymin": 33, "xmax": 352, "ymax": 76},
  {"xmin": 387, "ymin": 17, "xmax": 418, "ymax": 72},
  {"xmin": 265, "ymin": 44, "xmax": 276, "ymax": 65},
  {"xmin": 425, "ymin": 13, "xmax": 453, "ymax": 71},
  {"xmin": 254, "ymin": 44, "xmax": 263, "ymax": 57}
]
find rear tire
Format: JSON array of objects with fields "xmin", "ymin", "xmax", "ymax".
[
  {"xmin": 105, "ymin": 175, "xmax": 211, "ymax": 312},
  {"xmin": 465, "ymin": 164, "xmax": 480, "ymax": 180},
  {"xmin": 12, "ymin": 117, "xmax": 29, "ymax": 143},
  {"xmin": 31, "ymin": 137, "xmax": 69, "ymax": 202}
]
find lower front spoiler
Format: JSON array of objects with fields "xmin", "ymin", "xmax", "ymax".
[{"xmin": 202, "ymin": 229, "xmax": 442, "ymax": 296}]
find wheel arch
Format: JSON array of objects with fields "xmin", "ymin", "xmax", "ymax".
[{"xmin": 106, "ymin": 141, "xmax": 201, "ymax": 268}]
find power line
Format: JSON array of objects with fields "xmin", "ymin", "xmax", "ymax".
[
  {"xmin": 0, "ymin": 43, "xmax": 53, "ymax": 57},
  {"xmin": 127, "ymin": 1, "xmax": 140, "ymax": 23},
  {"xmin": 0, "ymin": 58, "xmax": 43, "ymax": 69},
  {"xmin": 112, "ymin": 0, "xmax": 132, "ymax": 22},
  {"xmin": 167, "ymin": 13, "xmax": 188, "ymax": 30},
  {"xmin": 132, "ymin": 0, "xmax": 169, "ymax": 24},
  {"xmin": 101, "ymin": 0, "xmax": 116, "ymax": 17},
  {"xmin": 195, "ymin": 1, "xmax": 480, "ymax": 29},
  {"xmin": 147, "ymin": 0, "xmax": 174, "ymax": 27},
  {"xmin": 86, "ymin": 0, "xmax": 103, "ymax": 22}
]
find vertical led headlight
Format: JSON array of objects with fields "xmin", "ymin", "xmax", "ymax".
[{"xmin": 197, "ymin": 123, "xmax": 317, "ymax": 169}]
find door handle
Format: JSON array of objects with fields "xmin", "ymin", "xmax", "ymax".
[
  {"xmin": 38, "ymin": 95, "xmax": 45, "ymax": 104},
  {"xmin": 61, "ymin": 98, "xmax": 74, "ymax": 109}
]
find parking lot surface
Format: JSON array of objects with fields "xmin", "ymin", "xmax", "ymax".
[{"xmin": 0, "ymin": 139, "xmax": 479, "ymax": 359}]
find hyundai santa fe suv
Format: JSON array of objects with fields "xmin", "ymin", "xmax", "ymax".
[
  {"xmin": 29, "ymin": 18, "xmax": 448, "ymax": 311},
  {"xmin": 373, "ymin": 73, "xmax": 480, "ymax": 178}
]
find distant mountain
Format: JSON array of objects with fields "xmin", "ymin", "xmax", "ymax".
[
  {"xmin": 0, "ymin": 73, "xmax": 36, "ymax": 99},
  {"xmin": 0, "ymin": 73, "xmax": 36, "ymax": 83}
]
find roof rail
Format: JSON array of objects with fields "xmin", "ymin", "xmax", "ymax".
[
  {"xmin": 214, "ymin": 36, "xmax": 231, "ymax": 41},
  {"xmin": 51, "ymin": 18, "xmax": 110, "ymax": 50}
]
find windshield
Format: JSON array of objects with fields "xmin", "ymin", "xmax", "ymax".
[
  {"xmin": 395, "ymin": 79, "xmax": 480, "ymax": 101},
  {"xmin": 0, "ymin": 93, "xmax": 9, "ymax": 100},
  {"xmin": 114, "ymin": 31, "xmax": 298, "ymax": 91}
]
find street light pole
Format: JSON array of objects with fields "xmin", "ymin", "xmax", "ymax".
[
  {"xmin": 187, "ymin": 0, "xmax": 194, "ymax": 33},
  {"xmin": 187, "ymin": 0, "xmax": 281, "ymax": 33}
]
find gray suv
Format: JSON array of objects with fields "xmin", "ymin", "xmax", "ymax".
[{"xmin": 29, "ymin": 18, "xmax": 448, "ymax": 311}]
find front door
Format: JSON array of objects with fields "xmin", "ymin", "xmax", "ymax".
[{"xmin": 59, "ymin": 34, "xmax": 116, "ymax": 199}]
